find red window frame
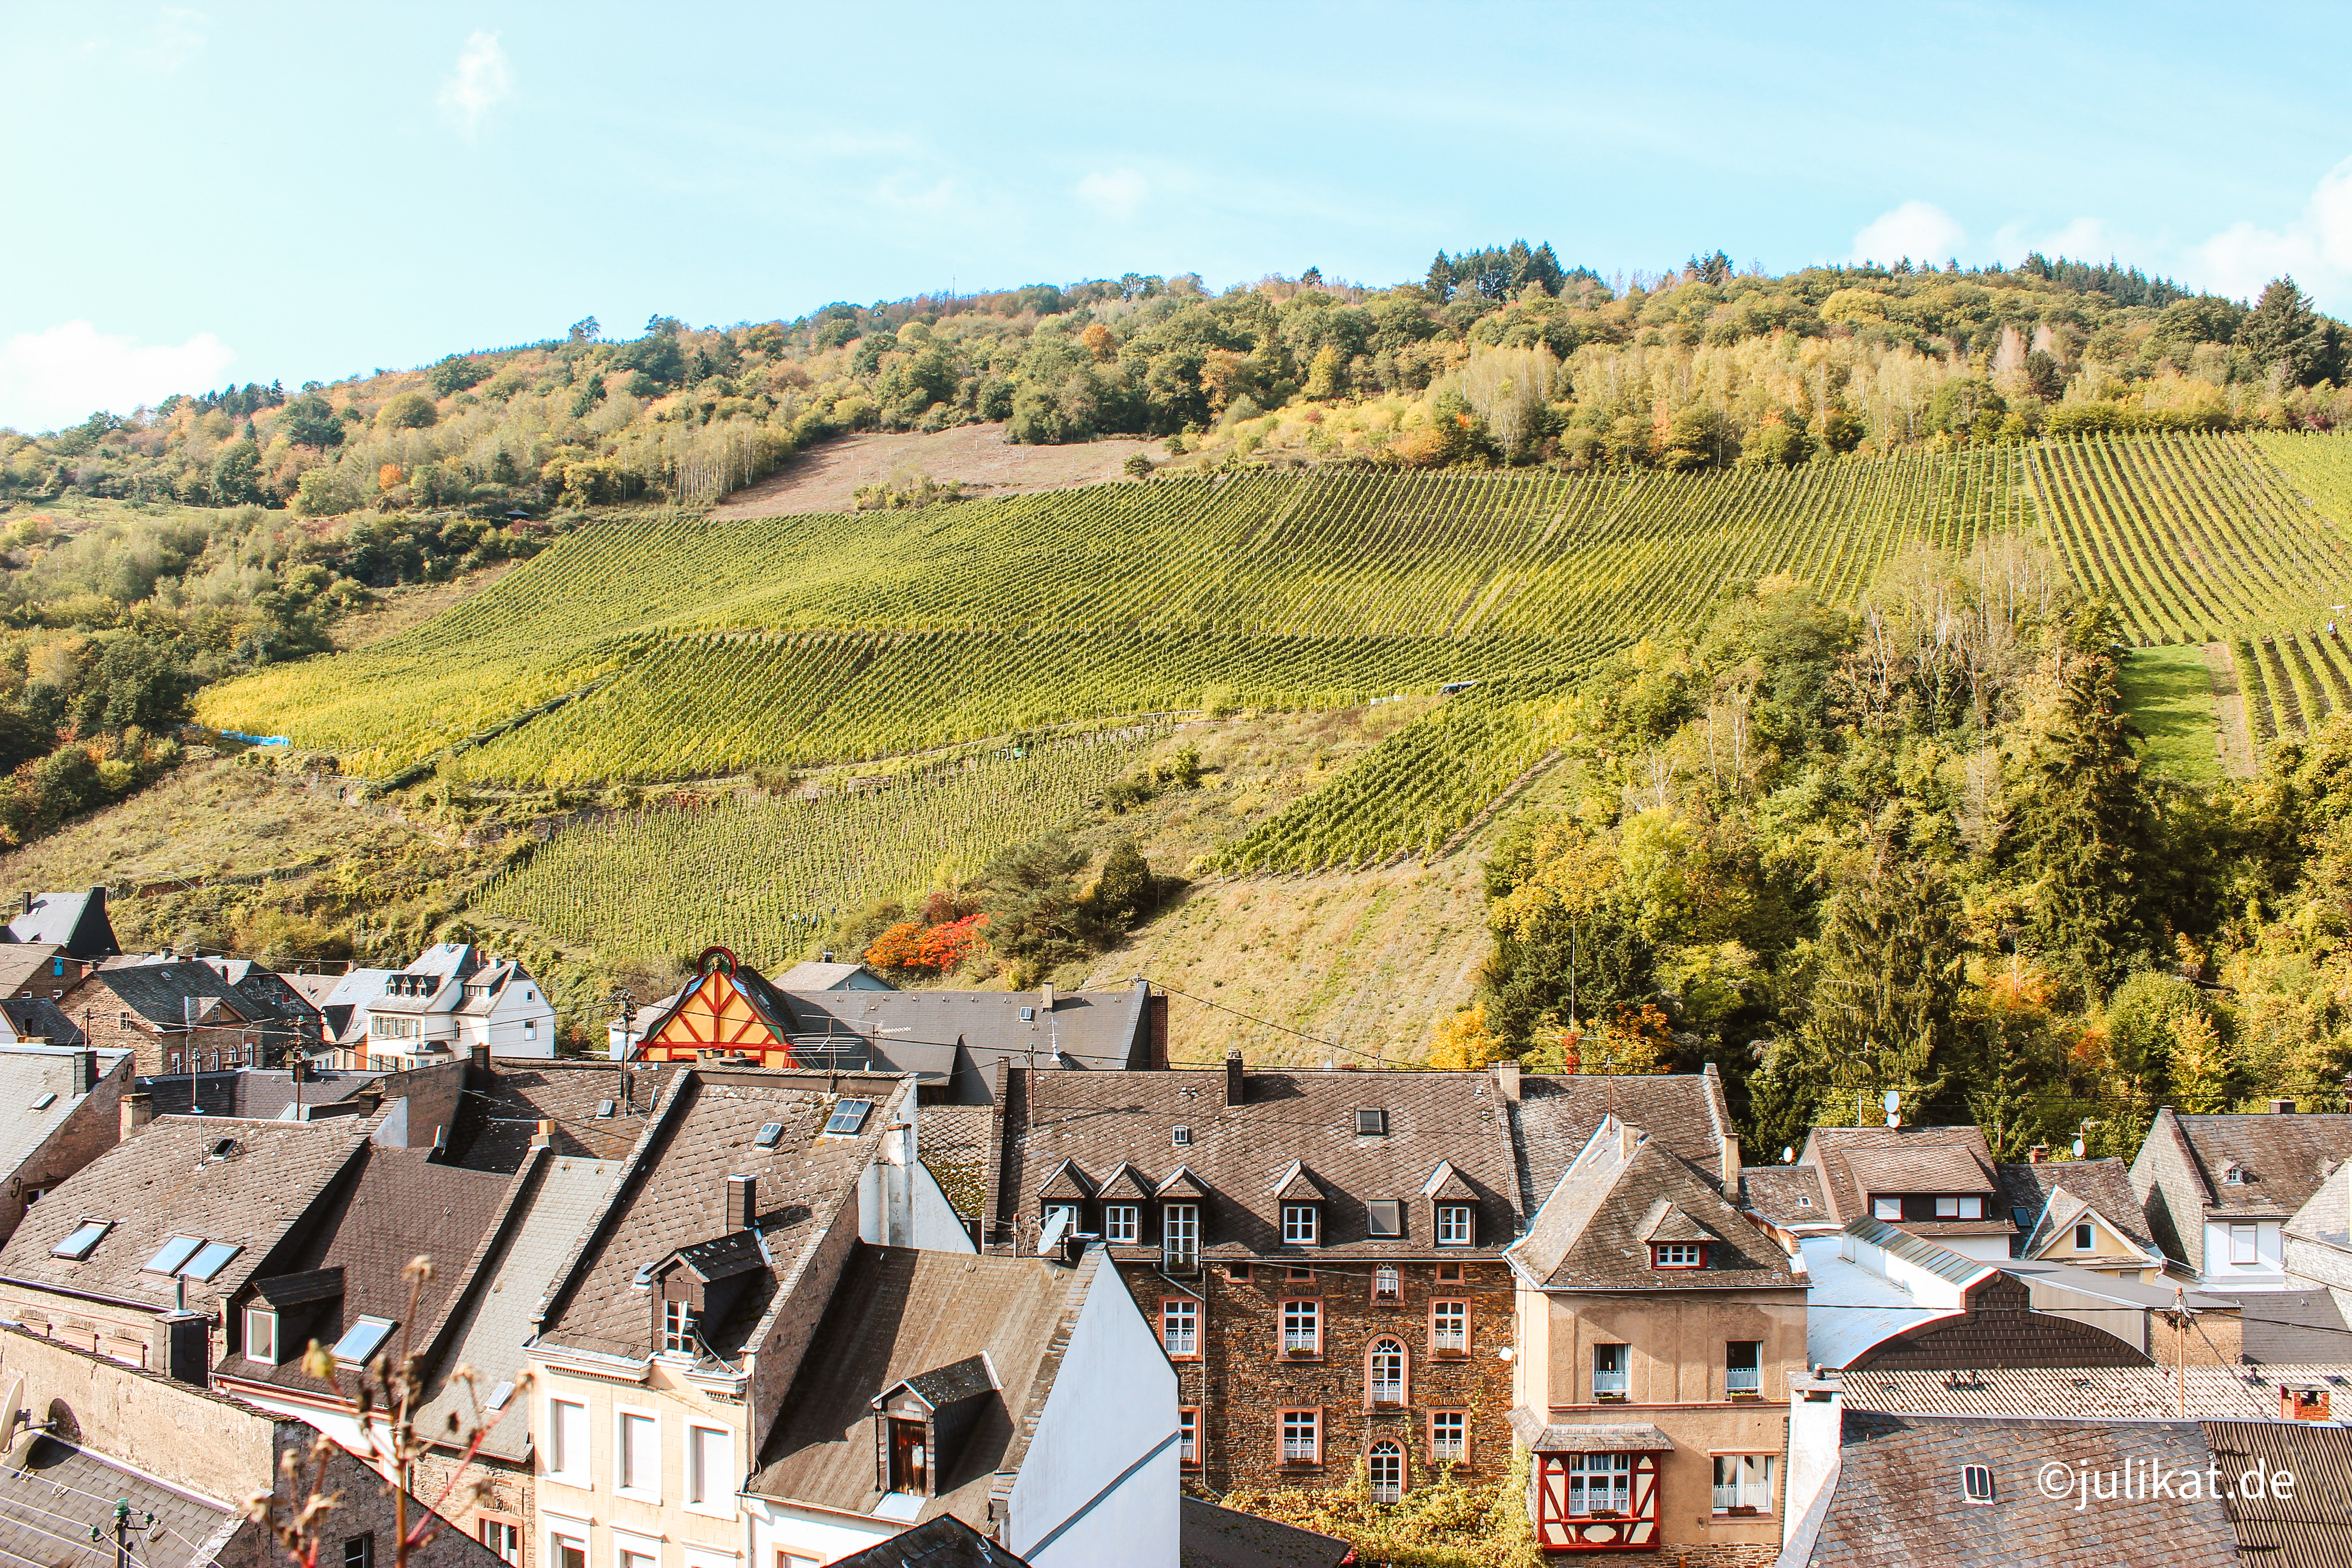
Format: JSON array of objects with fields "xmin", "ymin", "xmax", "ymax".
[
  {"xmin": 1159, "ymin": 1296, "xmax": 1200, "ymax": 1360},
  {"xmin": 1364, "ymin": 1334, "xmax": 1409, "ymax": 1410},
  {"xmin": 1649, "ymin": 1242, "xmax": 1707, "ymax": 1269},
  {"xmin": 1278, "ymin": 1297, "xmax": 1321, "ymax": 1358},
  {"xmin": 1435, "ymin": 1260, "xmax": 1464, "ymax": 1283},
  {"xmin": 1427, "ymin": 1409, "xmax": 1470, "ymax": 1465},
  {"xmin": 1178, "ymin": 1406, "xmax": 1200, "ymax": 1467},
  {"xmin": 1277, "ymin": 1407, "xmax": 1323, "ymax": 1467},
  {"xmin": 1429, "ymin": 1297, "xmax": 1470, "ymax": 1357}
]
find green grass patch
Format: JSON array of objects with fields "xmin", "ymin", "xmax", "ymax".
[{"xmin": 2120, "ymin": 643, "xmax": 2221, "ymax": 784}]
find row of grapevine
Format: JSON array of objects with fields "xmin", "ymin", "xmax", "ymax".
[
  {"xmin": 470, "ymin": 730, "xmax": 1157, "ymax": 965},
  {"xmin": 2232, "ymin": 628, "xmax": 2352, "ymax": 742}
]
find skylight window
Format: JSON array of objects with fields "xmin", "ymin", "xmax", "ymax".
[
  {"xmin": 1961, "ymin": 1464, "xmax": 1995, "ymax": 1504},
  {"xmin": 331, "ymin": 1315, "xmax": 397, "ymax": 1367},
  {"xmin": 486, "ymin": 1381, "xmax": 514, "ymax": 1411},
  {"xmin": 754, "ymin": 1122, "xmax": 785, "ymax": 1149},
  {"xmin": 594, "ymin": 1100, "xmax": 616, "ymax": 1119},
  {"xmin": 51, "ymin": 1219, "xmax": 111, "ymax": 1259},
  {"xmin": 1172, "ymin": 1126, "xmax": 1192, "ymax": 1147},
  {"xmin": 183, "ymin": 1241, "xmax": 241, "ymax": 1281},
  {"xmin": 1355, "ymin": 1109, "xmax": 1388, "ymax": 1137},
  {"xmin": 824, "ymin": 1097, "xmax": 874, "ymax": 1136},
  {"xmin": 143, "ymin": 1236, "xmax": 203, "ymax": 1275},
  {"xmin": 29, "ymin": 1093, "xmax": 54, "ymax": 1111}
]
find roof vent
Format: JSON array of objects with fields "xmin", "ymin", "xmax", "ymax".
[
  {"xmin": 29, "ymin": 1092, "xmax": 54, "ymax": 1111},
  {"xmin": 2223, "ymin": 1161, "xmax": 2249, "ymax": 1186},
  {"xmin": 754, "ymin": 1122, "xmax": 785, "ymax": 1149},
  {"xmin": 1019, "ymin": 1006, "xmax": 1036, "ymax": 1022}
]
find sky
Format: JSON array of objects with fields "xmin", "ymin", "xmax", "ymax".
[{"xmin": 5, "ymin": 1, "xmax": 2352, "ymax": 432}]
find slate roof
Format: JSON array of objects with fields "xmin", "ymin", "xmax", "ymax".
[
  {"xmin": 2163, "ymin": 1111, "xmax": 2352, "ymax": 1219},
  {"xmin": 0, "ymin": 997, "xmax": 86, "ymax": 1045},
  {"xmin": 144, "ymin": 1066, "xmax": 391, "ymax": 1119},
  {"xmin": 1841, "ymin": 1363, "xmax": 2349, "ymax": 1421},
  {"xmin": 2200, "ymin": 1419, "xmax": 2352, "ymax": 1568},
  {"xmin": 535, "ymin": 1069, "xmax": 909, "ymax": 1362},
  {"xmin": 771, "ymin": 982, "xmax": 1156, "ymax": 1103},
  {"xmin": 776, "ymin": 960, "xmax": 893, "ymax": 991},
  {"xmin": 0, "ymin": 942, "xmax": 69, "ymax": 997},
  {"xmin": 62, "ymin": 960, "xmax": 299, "ymax": 1032},
  {"xmin": 1179, "ymin": 1496, "xmax": 1352, "ymax": 1568},
  {"xmin": 1798, "ymin": 1125, "xmax": 2014, "ymax": 1240},
  {"xmin": 1505, "ymin": 1411, "xmax": 1675, "ymax": 1451},
  {"xmin": 212, "ymin": 1144, "xmax": 518, "ymax": 1399},
  {"xmin": 1738, "ymin": 1164, "xmax": 1829, "ymax": 1228},
  {"xmin": 751, "ymin": 1245, "xmax": 1094, "ymax": 1530},
  {"xmin": 412, "ymin": 1150, "xmax": 625, "ymax": 1461},
  {"xmin": 1508, "ymin": 1071, "xmax": 1730, "ymax": 1213},
  {"xmin": 828, "ymin": 1515, "xmax": 1033, "ymax": 1568},
  {"xmin": 992, "ymin": 1062, "xmax": 1523, "ymax": 1260},
  {"xmin": 924, "ymin": 1103, "xmax": 994, "ymax": 1220},
  {"xmin": 0, "ymin": 1114, "xmax": 370, "ymax": 1318},
  {"xmin": 1509, "ymin": 1124, "xmax": 1801, "ymax": 1292},
  {"xmin": 0, "ymin": 1435, "xmax": 241, "ymax": 1568},
  {"xmin": 2215, "ymin": 1285, "xmax": 2352, "ymax": 1363},
  {"xmin": 1788, "ymin": 1410, "xmax": 2239, "ymax": 1568},
  {"xmin": 0, "ymin": 1045, "xmax": 128, "ymax": 1180},
  {"xmin": 1995, "ymin": 1157, "xmax": 2156, "ymax": 1257},
  {"xmin": 3, "ymin": 888, "xmax": 118, "ymax": 959},
  {"xmin": 444, "ymin": 1058, "xmax": 683, "ymax": 1173}
]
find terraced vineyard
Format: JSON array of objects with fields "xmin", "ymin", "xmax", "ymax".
[
  {"xmin": 472, "ymin": 730, "xmax": 1158, "ymax": 966},
  {"xmin": 2229, "ymin": 629, "xmax": 2352, "ymax": 743}
]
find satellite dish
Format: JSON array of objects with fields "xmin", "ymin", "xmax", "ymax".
[
  {"xmin": 1037, "ymin": 1208, "xmax": 1072, "ymax": 1257},
  {"xmin": 1781, "ymin": 1146, "xmax": 1794, "ymax": 1164},
  {"xmin": 1883, "ymin": 1088, "xmax": 1901, "ymax": 1128},
  {"xmin": 2072, "ymin": 1138, "xmax": 2087, "ymax": 1159}
]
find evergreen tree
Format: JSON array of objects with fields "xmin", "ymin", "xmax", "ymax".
[
  {"xmin": 1798, "ymin": 856, "xmax": 1965, "ymax": 1116},
  {"xmin": 2239, "ymin": 276, "xmax": 2341, "ymax": 387},
  {"xmin": 2004, "ymin": 647, "xmax": 2152, "ymax": 991}
]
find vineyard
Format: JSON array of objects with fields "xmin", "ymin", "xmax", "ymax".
[
  {"xmin": 2229, "ymin": 629, "xmax": 2352, "ymax": 743},
  {"xmin": 470, "ymin": 730, "xmax": 1159, "ymax": 966}
]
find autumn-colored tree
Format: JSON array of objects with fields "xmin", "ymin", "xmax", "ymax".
[
  {"xmin": 1429, "ymin": 1002, "xmax": 1505, "ymax": 1069},
  {"xmin": 378, "ymin": 463, "xmax": 404, "ymax": 491},
  {"xmin": 1080, "ymin": 322, "xmax": 1116, "ymax": 362}
]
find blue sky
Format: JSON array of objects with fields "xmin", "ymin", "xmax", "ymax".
[{"xmin": 5, "ymin": 1, "xmax": 2351, "ymax": 432}]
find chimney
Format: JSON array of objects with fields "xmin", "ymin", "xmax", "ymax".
[
  {"xmin": 1785, "ymin": 1368, "xmax": 1846, "ymax": 1532},
  {"xmin": 2028, "ymin": 1145, "xmax": 2048, "ymax": 1163},
  {"xmin": 822, "ymin": 950, "xmax": 835, "ymax": 964},
  {"xmin": 19, "ymin": 892, "xmax": 29, "ymax": 917},
  {"xmin": 120, "ymin": 1089, "xmax": 152, "ymax": 1139},
  {"xmin": 1619, "ymin": 1120, "xmax": 1639, "ymax": 1161},
  {"xmin": 1041, "ymin": 983, "xmax": 1056, "ymax": 1013},
  {"xmin": 78, "ymin": 1047, "xmax": 97, "ymax": 1095},
  {"xmin": 529, "ymin": 1117, "xmax": 553, "ymax": 1149},
  {"xmin": 1491, "ymin": 1059, "xmax": 1521, "ymax": 1102},
  {"xmin": 727, "ymin": 1173, "xmax": 757, "ymax": 1231},
  {"xmin": 1720, "ymin": 1133, "xmax": 1741, "ymax": 1191},
  {"xmin": 1224, "ymin": 1049, "xmax": 1246, "ymax": 1107},
  {"xmin": 2281, "ymin": 1385, "xmax": 2331, "ymax": 1422},
  {"xmin": 2271, "ymin": 1098, "xmax": 2297, "ymax": 1115}
]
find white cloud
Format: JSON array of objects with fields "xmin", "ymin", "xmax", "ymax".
[
  {"xmin": 0, "ymin": 321, "xmax": 235, "ymax": 434},
  {"xmin": 1076, "ymin": 168, "xmax": 1148, "ymax": 220},
  {"xmin": 138, "ymin": 8, "xmax": 208, "ymax": 74},
  {"xmin": 438, "ymin": 31, "xmax": 512, "ymax": 137},
  {"xmin": 2192, "ymin": 157, "xmax": 2352, "ymax": 306},
  {"xmin": 1848, "ymin": 200, "xmax": 1965, "ymax": 266}
]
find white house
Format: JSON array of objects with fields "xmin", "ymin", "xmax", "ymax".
[{"xmin": 350, "ymin": 942, "xmax": 556, "ymax": 1063}]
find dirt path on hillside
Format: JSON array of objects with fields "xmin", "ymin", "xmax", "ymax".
[
  {"xmin": 711, "ymin": 422, "xmax": 1170, "ymax": 517},
  {"xmin": 2205, "ymin": 642, "xmax": 2257, "ymax": 778}
]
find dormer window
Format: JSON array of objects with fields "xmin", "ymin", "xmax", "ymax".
[
  {"xmin": 245, "ymin": 1304, "xmax": 281, "ymax": 1364},
  {"xmin": 1355, "ymin": 1109, "xmax": 1388, "ymax": 1137},
  {"xmin": 1172, "ymin": 1126, "xmax": 1193, "ymax": 1147},
  {"xmin": 662, "ymin": 1299, "xmax": 697, "ymax": 1354},
  {"xmin": 1962, "ymin": 1465, "xmax": 1995, "ymax": 1504},
  {"xmin": 1435, "ymin": 1205, "xmax": 1472, "ymax": 1246},
  {"xmin": 1934, "ymin": 1196, "xmax": 1984, "ymax": 1220},
  {"xmin": 1282, "ymin": 1205, "xmax": 1320, "ymax": 1246},
  {"xmin": 2223, "ymin": 1162, "xmax": 2249, "ymax": 1186},
  {"xmin": 1652, "ymin": 1242, "xmax": 1706, "ymax": 1269}
]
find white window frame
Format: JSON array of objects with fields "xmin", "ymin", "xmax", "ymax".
[
  {"xmin": 1042, "ymin": 1202, "xmax": 1078, "ymax": 1239},
  {"xmin": 1653, "ymin": 1242, "xmax": 1702, "ymax": 1268},
  {"xmin": 1163, "ymin": 1202, "xmax": 1199, "ymax": 1267},
  {"xmin": 1178, "ymin": 1407, "xmax": 1198, "ymax": 1466},
  {"xmin": 1161, "ymin": 1298, "xmax": 1199, "ymax": 1358},
  {"xmin": 2074, "ymin": 1222, "xmax": 2095, "ymax": 1251},
  {"xmin": 1436, "ymin": 1204, "xmax": 1472, "ymax": 1246},
  {"xmin": 662, "ymin": 1297, "xmax": 697, "ymax": 1355},
  {"xmin": 1872, "ymin": 1196, "xmax": 1902, "ymax": 1221},
  {"xmin": 1592, "ymin": 1343, "xmax": 1628, "ymax": 1399},
  {"xmin": 1374, "ymin": 1264, "xmax": 1401, "ymax": 1301},
  {"xmin": 476, "ymin": 1517, "xmax": 521, "ymax": 1566},
  {"xmin": 1430, "ymin": 1298, "xmax": 1468, "ymax": 1354},
  {"xmin": 545, "ymin": 1398, "xmax": 590, "ymax": 1485},
  {"xmin": 1725, "ymin": 1340, "xmax": 1762, "ymax": 1395},
  {"xmin": 1429, "ymin": 1409, "xmax": 1468, "ymax": 1463},
  {"xmin": 613, "ymin": 1403, "xmax": 661, "ymax": 1502},
  {"xmin": 1564, "ymin": 1452, "xmax": 1632, "ymax": 1515},
  {"xmin": 245, "ymin": 1304, "xmax": 279, "ymax": 1365},
  {"xmin": 1282, "ymin": 1204, "xmax": 1319, "ymax": 1246},
  {"xmin": 685, "ymin": 1422, "xmax": 735, "ymax": 1517},
  {"xmin": 612, "ymin": 1528, "xmax": 662, "ymax": 1568},
  {"xmin": 2230, "ymin": 1223, "xmax": 2261, "ymax": 1266},
  {"xmin": 1281, "ymin": 1298, "xmax": 1320, "ymax": 1355},
  {"xmin": 1712, "ymin": 1452, "xmax": 1775, "ymax": 1513},
  {"xmin": 1367, "ymin": 1439, "xmax": 1405, "ymax": 1503},
  {"xmin": 1279, "ymin": 1408, "xmax": 1319, "ymax": 1465},
  {"xmin": 1104, "ymin": 1204, "xmax": 1140, "ymax": 1245},
  {"xmin": 544, "ymin": 1514, "xmax": 591, "ymax": 1568}
]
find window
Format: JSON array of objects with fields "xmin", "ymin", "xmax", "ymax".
[
  {"xmin": 1355, "ymin": 1109, "xmax": 1388, "ymax": 1137},
  {"xmin": 754, "ymin": 1122, "xmax": 785, "ymax": 1149},
  {"xmin": 477, "ymin": 1519, "xmax": 520, "ymax": 1565},
  {"xmin": 1368, "ymin": 1440, "xmax": 1405, "ymax": 1503},
  {"xmin": 1436, "ymin": 1205, "xmax": 1472, "ymax": 1246},
  {"xmin": 524, "ymin": 1022, "xmax": 537, "ymax": 1040},
  {"xmin": 1653, "ymin": 1242, "xmax": 1703, "ymax": 1268},
  {"xmin": 1178, "ymin": 1407, "xmax": 1199, "ymax": 1466},
  {"xmin": 342, "ymin": 1535, "xmax": 374, "ymax": 1568},
  {"xmin": 1592, "ymin": 1343, "xmax": 1628, "ymax": 1400},
  {"xmin": 1162, "ymin": 1298, "xmax": 1199, "ymax": 1357},
  {"xmin": 548, "ymin": 1398, "xmax": 588, "ymax": 1481},
  {"xmin": 1436, "ymin": 1261, "xmax": 1463, "ymax": 1283},
  {"xmin": 687, "ymin": 1425, "xmax": 733, "ymax": 1514},
  {"xmin": 1431, "ymin": 1299, "xmax": 1468, "ymax": 1355},
  {"xmin": 1713, "ymin": 1454, "xmax": 1775, "ymax": 1513},
  {"xmin": 183, "ymin": 1240, "xmax": 241, "ymax": 1281},
  {"xmin": 245, "ymin": 1305, "xmax": 279, "ymax": 1365},
  {"xmin": 1228, "ymin": 1262, "xmax": 1252, "ymax": 1282},
  {"xmin": 617, "ymin": 1547, "xmax": 656, "ymax": 1568},
  {"xmin": 1279, "ymin": 1409, "xmax": 1320, "ymax": 1465},
  {"xmin": 1374, "ymin": 1264, "xmax": 1401, "ymax": 1302},
  {"xmin": 1872, "ymin": 1197, "xmax": 1902, "ymax": 1221},
  {"xmin": 331, "ymin": 1316, "xmax": 396, "ymax": 1367},
  {"xmin": 1564, "ymin": 1453, "xmax": 1631, "ymax": 1515},
  {"xmin": 1367, "ymin": 1338, "xmax": 1406, "ymax": 1406},
  {"xmin": 1726, "ymin": 1340, "xmax": 1761, "ymax": 1396},
  {"xmin": 1961, "ymin": 1463, "xmax": 1995, "ymax": 1504},
  {"xmin": 1172, "ymin": 1125, "xmax": 1192, "ymax": 1147},
  {"xmin": 616, "ymin": 1409, "xmax": 658, "ymax": 1499},
  {"xmin": 2230, "ymin": 1224, "xmax": 2261, "ymax": 1265},
  {"xmin": 551, "ymin": 1535, "xmax": 586, "ymax": 1568},
  {"xmin": 1282, "ymin": 1205, "xmax": 1319, "ymax": 1246},
  {"xmin": 1281, "ymin": 1298, "xmax": 1320, "ymax": 1356},
  {"xmin": 1041, "ymin": 1203, "xmax": 1078, "ymax": 1243},
  {"xmin": 887, "ymin": 1416, "xmax": 928, "ymax": 1493},
  {"xmin": 1104, "ymin": 1204, "xmax": 1140, "ymax": 1245},
  {"xmin": 1934, "ymin": 1195, "xmax": 1985, "ymax": 1220},
  {"xmin": 1429, "ymin": 1410, "xmax": 1467, "ymax": 1464},
  {"xmin": 662, "ymin": 1298, "xmax": 698, "ymax": 1354},
  {"xmin": 2074, "ymin": 1222, "xmax": 2095, "ymax": 1251},
  {"xmin": 1163, "ymin": 1203, "xmax": 1199, "ymax": 1268},
  {"xmin": 823, "ymin": 1097, "xmax": 873, "ymax": 1136},
  {"xmin": 1286, "ymin": 1264, "xmax": 1314, "ymax": 1282},
  {"xmin": 1367, "ymin": 1200, "xmax": 1405, "ymax": 1238},
  {"xmin": 51, "ymin": 1219, "xmax": 111, "ymax": 1259}
]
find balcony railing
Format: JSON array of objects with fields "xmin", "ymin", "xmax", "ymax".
[
  {"xmin": 1433, "ymin": 1327, "xmax": 1467, "ymax": 1353},
  {"xmin": 1712, "ymin": 1484, "xmax": 1763, "ymax": 1513}
]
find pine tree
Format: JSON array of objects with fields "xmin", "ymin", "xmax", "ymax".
[
  {"xmin": 2239, "ymin": 276, "xmax": 2341, "ymax": 387},
  {"xmin": 2004, "ymin": 648, "xmax": 2152, "ymax": 992},
  {"xmin": 1799, "ymin": 856, "xmax": 1965, "ymax": 1116}
]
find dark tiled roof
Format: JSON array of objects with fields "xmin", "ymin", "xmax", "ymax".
[
  {"xmin": 144, "ymin": 1067, "xmax": 391, "ymax": 1119},
  {"xmin": 2200, "ymin": 1420, "xmax": 2352, "ymax": 1568},
  {"xmin": 0, "ymin": 996, "xmax": 84, "ymax": 1044},
  {"xmin": 537, "ymin": 1070, "xmax": 909, "ymax": 1362},
  {"xmin": 829, "ymin": 1515, "xmax": 1033, "ymax": 1568},
  {"xmin": 445, "ymin": 1059, "xmax": 683, "ymax": 1172},
  {"xmin": 0, "ymin": 1046, "xmax": 130, "ymax": 1181},
  {"xmin": 1509, "ymin": 1072, "xmax": 1728, "ymax": 1213},
  {"xmin": 1994, "ymin": 1158, "xmax": 2154, "ymax": 1255},
  {"xmin": 1799, "ymin": 1126, "xmax": 2011, "ymax": 1236},
  {"xmin": 1179, "ymin": 1496, "xmax": 1352, "ymax": 1568},
  {"xmin": 1511, "ymin": 1129, "xmax": 1800, "ymax": 1292},
  {"xmin": 1843, "ymin": 1144, "xmax": 1994, "ymax": 1195},
  {"xmin": 1841, "ymin": 1363, "xmax": 2335, "ymax": 1420},
  {"xmin": 1795, "ymin": 1410, "xmax": 2238, "ymax": 1567},
  {"xmin": 751, "ymin": 1245, "xmax": 1093, "ymax": 1529},
  {"xmin": 0, "ymin": 1115, "xmax": 368, "ymax": 1318},
  {"xmin": 1739, "ymin": 1164, "xmax": 1828, "ymax": 1227},
  {"xmin": 773, "ymin": 982, "xmax": 1154, "ymax": 1102},
  {"xmin": 2215, "ymin": 1286, "xmax": 2352, "ymax": 1364},
  {"xmin": 924, "ymin": 1104, "xmax": 994, "ymax": 1220},
  {"xmin": 4, "ymin": 888, "xmax": 118, "ymax": 959},
  {"xmin": 2171, "ymin": 1112, "xmax": 2352, "ymax": 1218},
  {"xmin": 0, "ymin": 1436, "xmax": 239, "ymax": 1568},
  {"xmin": 63, "ymin": 960, "xmax": 294, "ymax": 1030},
  {"xmin": 995, "ymin": 1064, "xmax": 1523, "ymax": 1259}
]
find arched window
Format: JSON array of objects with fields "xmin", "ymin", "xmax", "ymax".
[
  {"xmin": 1368, "ymin": 1440, "xmax": 1405, "ymax": 1504},
  {"xmin": 1367, "ymin": 1337, "xmax": 1406, "ymax": 1407}
]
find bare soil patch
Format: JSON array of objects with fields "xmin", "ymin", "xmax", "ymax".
[{"xmin": 711, "ymin": 422, "xmax": 1168, "ymax": 518}]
